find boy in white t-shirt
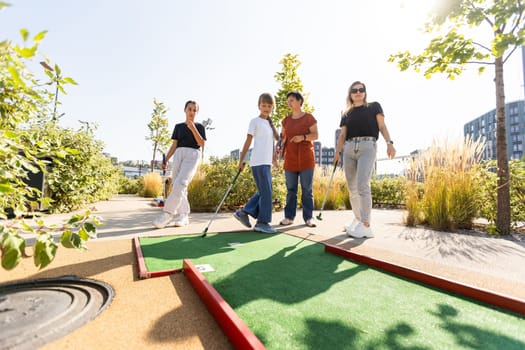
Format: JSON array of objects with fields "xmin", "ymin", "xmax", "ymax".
[{"xmin": 233, "ymin": 93, "xmax": 279, "ymax": 234}]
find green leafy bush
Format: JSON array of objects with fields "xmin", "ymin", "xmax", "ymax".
[
  {"xmin": 478, "ymin": 159, "xmax": 525, "ymax": 228},
  {"xmin": 118, "ymin": 174, "xmax": 142, "ymax": 194},
  {"xmin": 371, "ymin": 176, "xmax": 406, "ymax": 208},
  {"xmin": 32, "ymin": 123, "xmax": 121, "ymax": 213}
]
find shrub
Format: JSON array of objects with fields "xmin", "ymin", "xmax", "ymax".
[
  {"xmin": 118, "ymin": 174, "xmax": 142, "ymax": 195},
  {"xmin": 371, "ymin": 176, "xmax": 406, "ymax": 208},
  {"xmin": 36, "ymin": 122, "xmax": 121, "ymax": 213},
  {"xmin": 478, "ymin": 159, "xmax": 525, "ymax": 228}
]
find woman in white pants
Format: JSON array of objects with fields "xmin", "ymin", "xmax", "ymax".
[
  {"xmin": 334, "ymin": 81, "xmax": 396, "ymax": 238},
  {"xmin": 153, "ymin": 100, "xmax": 206, "ymax": 229}
]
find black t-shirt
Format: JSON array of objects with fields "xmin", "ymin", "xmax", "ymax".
[
  {"xmin": 172, "ymin": 122, "xmax": 206, "ymax": 149},
  {"xmin": 339, "ymin": 102, "xmax": 383, "ymax": 140}
]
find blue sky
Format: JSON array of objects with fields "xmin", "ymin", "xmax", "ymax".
[{"xmin": 2, "ymin": 0, "xmax": 523, "ymax": 163}]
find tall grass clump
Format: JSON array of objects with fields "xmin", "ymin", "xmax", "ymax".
[
  {"xmin": 405, "ymin": 137, "xmax": 485, "ymax": 231},
  {"xmin": 141, "ymin": 172, "xmax": 163, "ymax": 198},
  {"xmin": 313, "ymin": 165, "xmax": 348, "ymax": 210}
]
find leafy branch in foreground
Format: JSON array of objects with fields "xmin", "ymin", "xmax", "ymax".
[
  {"xmin": 0, "ymin": 211, "xmax": 103, "ymax": 270},
  {"xmin": 1, "ymin": 13, "xmax": 108, "ymax": 270}
]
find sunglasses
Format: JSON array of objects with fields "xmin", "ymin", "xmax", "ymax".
[{"xmin": 350, "ymin": 87, "xmax": 366, "ymax": 94}]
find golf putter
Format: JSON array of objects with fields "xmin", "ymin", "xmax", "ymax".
[
  {"xmin": 201, "ymin": 165, "xmax": 244, "ymax": 237},
  {"xmin": 162, "ymin": 153, "xmax": 166, "ymax": 176},
  {"xmin": 316, "ymin": 162, "xmax": 338, "ymax": 221}
]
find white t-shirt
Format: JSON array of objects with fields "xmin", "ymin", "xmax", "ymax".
[{"xmin": 247, "ymin": 116, "xmax": 274, "ymax": 167}]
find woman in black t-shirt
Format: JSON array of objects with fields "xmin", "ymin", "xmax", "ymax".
[
  {"xmin": 153, "ymin": 100, "xmax": 206, "ymax": 229},
  {"xmin": 334, "ymin": 81, "xmax": 396, "ymax": 238}
]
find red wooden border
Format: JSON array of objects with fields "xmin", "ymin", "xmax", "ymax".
[
  {"xmin": 183, "ymin": 259, "xmax": 266, "ymax": 350},
  {"xmin": 133, "ymin": 237, "xmax": 180, "ymax": 279},
  {"xmin": 325, "ymin": 243, "xmax": 525, "ymax": 316}
]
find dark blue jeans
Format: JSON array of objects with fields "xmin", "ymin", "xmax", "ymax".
[
  {"xmin": 284, "ymin": 168, "xmax": 314, "ymax": 222},
  {"xmin": 243, "ymin": 165, "xmax": 273, "ymax": 224}
]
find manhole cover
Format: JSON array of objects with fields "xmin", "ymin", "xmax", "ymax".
[{"xmin": 0, "ymin": 275, "xmax": 114, "ymax": 350}]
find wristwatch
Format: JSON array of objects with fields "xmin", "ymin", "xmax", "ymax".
[
  {"xmin": 303, "ymin": 135, "xmax": 307, "ymax": 141},
  {"xmin": 387, "ymin": 140, "xmax": 394, "ymax": 144}
]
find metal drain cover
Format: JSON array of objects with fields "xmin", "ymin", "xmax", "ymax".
[{"xmin": 0, "ymin": 276, "xmax": 114, "ymax": 350}]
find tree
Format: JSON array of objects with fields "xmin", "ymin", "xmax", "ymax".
[
  {"xmin": 388, "ymin": 0, "xmax": 524, "ymax": 234},
  {"xmin": 273, "ymin": 53, "xmax": 315, "ymax": 125},
  {"xmin": 146, "ymin": 98, "xmax": 171, "ymax": 172}
]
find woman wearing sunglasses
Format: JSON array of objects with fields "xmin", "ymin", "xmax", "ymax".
[{"xmin": 334, "ymin": 81, "xmax": 396, "ymax": 238}]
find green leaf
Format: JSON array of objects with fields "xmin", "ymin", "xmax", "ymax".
[
  {"xmin": 78, "ymin": 226, "xmax": 89, "ymax": 240},
  {"xmin": 20, "ymin": 220, "xmax": 34, "ymax": 232},
  {"xmin": 62, "ymin": 232, "xmax": 84, "ymax": 250},
  {"xmin": 15, "ymin": 45, "xmax": 37, "ymax": 58},
  {"xmin": 44, "ymin": 69, "xmax": 54, "ymax": 79},
  {"xmin": 67, "ymin": 214, "xmax": 83, "ymax": 225},
  {"xmin": 60, "ymin": 230, "xmax": 74, "ymax": 248},
  {"xmin": 20, "ymin": 28, "xmax": 29, "ymax": 41},
  {"xmin": 84, "ymin": 222, "xmax": 97, "ymax": 233},
  {"xmin": 57, "ymin": 84, "xmax": 67, "ymax": 94},
  {"xmin": 63, "ymin": 77, "xmax": 78, "ymax": 85},
  {"xmin": 33, "ymin": 30, "xmax": 47, "ymax": 44},
  {"xmin": 1, "ymin": 233, "xmax": 25, "ymax": 270},
  {"xmin": 33, "ymin": 235, "xmax": 57, "ymax": 269}
]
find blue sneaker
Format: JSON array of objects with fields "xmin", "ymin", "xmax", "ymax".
[
  {"xmin": 234, "ymin": 209, "xmax": 251, "ymax": 228},
  {"xmin": 254, "ymin": 223, "xmax": 277, "ymax": 234}
]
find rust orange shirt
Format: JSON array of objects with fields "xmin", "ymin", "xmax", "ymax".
[{"xmin": 282, "ymin": 113, "xmax": 317, "ymax": 171}]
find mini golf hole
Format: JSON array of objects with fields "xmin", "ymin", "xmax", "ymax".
[{"xmin": 0, "ymin": 275, "xmax": 114, "ymax": 349}]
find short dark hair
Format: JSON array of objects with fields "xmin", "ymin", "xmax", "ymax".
[
  {"xmin": 184, "ymin": 100, "xmax": 198, "ymax": 110},
  {"xmin": 286, "ymin": 91, "xmax": 304, "ymax": 106}
]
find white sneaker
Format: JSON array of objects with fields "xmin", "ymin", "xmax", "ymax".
[
  {"xmin": 174, "ymin": 214, "xmax": 189, "ymax": 227},
  {"xmin": 153, "ymin": 212, "xmax": 173, "ymax": 229},
  {"xmin": 348, "ymin": 222, "xmax": 374, "ymax": 238},
  {"xmin": 344, "ymin": 219, "xmax": 360, "ymax": 233}
]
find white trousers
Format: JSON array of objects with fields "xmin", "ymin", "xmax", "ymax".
[{"xmin": 163, "ymin": 147, "xmax": 201, "ymax": 216}]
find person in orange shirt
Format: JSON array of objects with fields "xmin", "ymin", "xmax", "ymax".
[{"xmin": 279, "ymin": 91, "xmax": 318, "ymax": 227}]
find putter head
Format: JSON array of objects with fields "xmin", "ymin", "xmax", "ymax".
[
  {"xmin": 201, "ymin": 227, "xmax": 208, "ymax": 238},
  {"xmin": 316, "ymin": 213, "xmax": 322, "ymax": 220}
]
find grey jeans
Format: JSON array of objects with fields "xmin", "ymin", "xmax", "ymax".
[{"xmin": 343, "ymin": 140, "xmax": 377, "ymax": 223}]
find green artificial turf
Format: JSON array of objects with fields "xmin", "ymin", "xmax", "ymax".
[{"xmin": 139, "ymin": 233, "xmax": 525, "ymax": 350}]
